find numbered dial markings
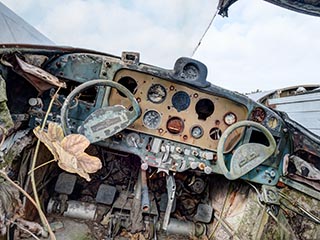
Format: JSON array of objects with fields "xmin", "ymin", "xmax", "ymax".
[
  {"xmin": 147, "ymin": 84, "xmax": 167, "ymax": 103},
  {"xmin": 143, "ymin": 110, "xmax": 162, "ymax": 129}
]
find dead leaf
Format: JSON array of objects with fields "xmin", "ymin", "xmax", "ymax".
[
  {"xmin": 47, "ymin": 122, "xmax": 64, "ymax": 142},
  {"xmin": 33, "ymin": 126, "xmax": 60, "ymax": 161},
  {"xmin": 33, "ymin": 123, "xmax": 102, "ymax": 181},
  {"xmin": 61, "ymin": 134, "xmax": 90, "ymax": 156},
  {"xmin": 77, "ymin": 153, "xmax": 102, "ymax": 174}
]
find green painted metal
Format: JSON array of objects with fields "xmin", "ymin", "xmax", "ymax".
[
  {"xmin": 217, "ymin": 120, "xmax": 277, "ymax": 180},
  {"xmin": 60, "ymin": 79, "xmax": 141, "ymax": 142}
]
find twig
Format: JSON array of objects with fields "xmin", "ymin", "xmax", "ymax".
[
  {"xmin": 0, "ymin": 170, "xmax": 52, "ymax": 239},
  {"xmin": 6, "ymin": 219, "xmax": 40, "ymax": 240},
  {"xmin": 28, "ymin": 159, "xmax": 56, "ymax": 175},
  {"xmin": 30, "ymin": 87, "xmax": 61, "ymax": 240}
]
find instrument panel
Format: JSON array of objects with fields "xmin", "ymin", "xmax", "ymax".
[{"xmin": 108, "ymin": 69, "xmax": 248, "ymax": 152}]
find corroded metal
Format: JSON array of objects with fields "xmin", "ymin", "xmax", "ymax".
[
  {"xmin": 14, "ymin": 56, "xmax": 66, "ymax": 93},
  {"xmin": 0, "ymin": 44, "xmax": 319, "ymax": 239}
]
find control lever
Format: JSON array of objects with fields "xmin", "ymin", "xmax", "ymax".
[
  {"xmin": 156, "ymin": 145, "xmax": 171, "ymax": 175},
  {"xmin": 162, "ymin": 174, "xmax": 176, "ymax": 230},
  {"xmin": 162, "ymin": 145, "xmax": 170, "ymax": 163}
]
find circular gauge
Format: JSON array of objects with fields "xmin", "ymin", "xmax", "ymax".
[
  {"xmin": 250, "ymin": 107, "xmax": 266, "ymax": 123},
  {"xmin": 166, "ymin": 117, "xmax": 184, "ymax": 134},
  {"xmin": 117, "ymin": 77, "xmax": 137, "ymax": 97},
  {"xmin": 182, "ymin": 63, "xmax": 199, "ymax": 81},
  {"xmin": 143, "ymin": 110, "xmax": 162, "ymax": 129},
  {"xmin": 190, "ymin": 125, "xmax": 204, "ymax": 139},
  {"xmin": 209, "ymin": 127, "xmax": 222, "ymax": 140},
  {"xmin": 195, "ymin": 98, "xmax": 214, "ymax": 120},
  {"xmin": 147, "ymin": 84, "xmax": 167, "ymax": 103},
  {"xmin": 267, "ymin": 117, "xmax": 278, "ymax": 129},
  {"xmin": 224, "ymin": 112, "xmax": 237, "ymax": 126},
  {"xmin": 172, "ymin": 91, "xmax": 190, "ymax": 112}
]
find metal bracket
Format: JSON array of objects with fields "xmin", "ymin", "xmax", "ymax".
[
  {"xmin": 260, "ymin": 185, "xmax": 280, "ymax": 205},
  {"xmin": 162, "ymin": 174, "xmax": 176, "ymax": 230}
]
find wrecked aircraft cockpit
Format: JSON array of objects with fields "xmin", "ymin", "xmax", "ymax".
[{"xmin": 0, "ymin": 45, "xmax": 319, "ymax": 239}]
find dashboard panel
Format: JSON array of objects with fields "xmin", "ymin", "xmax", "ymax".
[
  {"xmin": 0, "ymin": 46, "xmax": 287, "ymax": 186},
  {"xmin": 108, "ymin": 69, "xmax": 249, "ymax": 152}
]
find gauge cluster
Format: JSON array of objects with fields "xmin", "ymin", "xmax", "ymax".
[
  {"xmin": 108, "ymin": 70, "xmax": 248, "ymax": 152},
  {"xmin": 249, "ymin": 107, "xmax": 282, "ymax": 136}
]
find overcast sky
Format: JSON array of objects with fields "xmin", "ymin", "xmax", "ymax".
[{"xmin": 2, "ymin": 0, "xmax": 320, "ymax": 93}]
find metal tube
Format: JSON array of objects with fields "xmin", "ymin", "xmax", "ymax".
[
  {"xmin": 166, "ymin": 218, "xmax": 206, "ymax": 237},
  {"xmin": 141, "ymin": 168, "xmax": 150, "ymax": 212},
  {"xmin": 63, "ymin": 200, "xmax": 97, "ymax": 220}
]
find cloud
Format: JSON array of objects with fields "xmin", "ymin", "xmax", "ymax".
[
  {"xmin": 194, "ymin": 0, "xmax": 320, "ymax": 92},
  {"xmin": 1, "ymin": 0, "xmax": 319, "ymax": 93},
  {"xmin": 5, "ymin": 0, "xmax": 218, "ymax": 68}
]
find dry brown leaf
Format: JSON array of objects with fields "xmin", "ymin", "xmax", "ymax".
[
  {"xmin": 77, "ymin": 152, "xmax": 102, "ymax": 174},
  {"xmin": 33, "ymin": 126, "xmax": 60, "ymax": 160},
  {"xmin": 47, "ymin": 122, "xmax": 64, "ymax": 142},
  {"xmin": 61, "ymin": 134, "xmax": 90, "ymax": 156},
  {"xmin": 52, "ymin": 142, "xmax": 78, "ymax": 170},
  {"xmin": 33, "ymin": 123, "xmax": 102, "ymax": 181}
]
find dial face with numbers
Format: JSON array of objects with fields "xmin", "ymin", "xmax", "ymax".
[
  {"xmin": 143, "ymin": 110, "xmax": 162, "ymax": 129},
  {"xmin": 182, "ymin": 63, "xmax": 199, "ymax": 81},
  {"xmin": 191, "ymin": 125, "xmax": 204, "ymax": 139},
  {"xmin": 147, "ymin": 84, "xmax": 167, "ymax": 103}
]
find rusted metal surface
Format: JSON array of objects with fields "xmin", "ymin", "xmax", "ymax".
[{"xmin": 14, "ymin": 56, "xmax": 66, "ymax": 93}]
